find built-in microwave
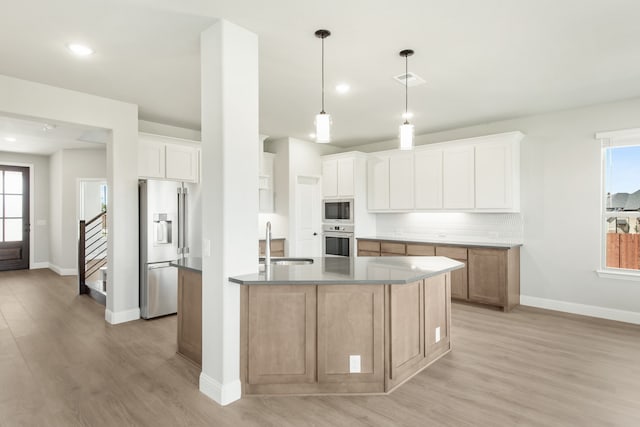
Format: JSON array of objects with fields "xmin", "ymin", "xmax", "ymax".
[{"xmin": 322, "ymin": 199, "xmax": 354, "ymax": 223}]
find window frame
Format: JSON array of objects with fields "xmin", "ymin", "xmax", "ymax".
[{"xmin": 596, "ymin": 128, "xmax": 640, "ymax": 281}]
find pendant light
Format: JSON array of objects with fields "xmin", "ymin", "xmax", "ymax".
[
  {"xmin": 399, "ymin": 49, "xmax": 415, "ymax": 150},
  {"xmin": 314, "ymin": 29, "xmax": 331, "ymax": 143}
]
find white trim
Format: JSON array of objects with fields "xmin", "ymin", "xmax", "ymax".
[
  {"xmin": 30, "ymin": 262, "xmax": 49, "ymax": 269},
  {"xmin": 48, "ymin": 263, "xmax": 77, "ymax": 276},
  {"xmin": 199, "ymin": 372, "xmax": 241, "ymax": 406},
  {"xmin": 105, "ymin": 307, "xmax": 140, "ymax": 325},
  {"xmin": 595, "ymin": 127, "xmax": 640, "ymax": 143},
  {"xmin": 521, "ymin": 295, "xmax": 640, "ymax": 325},
  {"xmin": 596, "ymin": 269, "xmax": 640, "ymax": 282}
]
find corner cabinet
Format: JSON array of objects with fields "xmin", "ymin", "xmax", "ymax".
[{"xmin": 138, "ymin": 133, "xmax": 200, "ymax": 183}]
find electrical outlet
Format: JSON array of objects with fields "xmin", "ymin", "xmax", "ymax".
[
  {"xmin": 349, "ymin": 355, "xmax": 361, "ymax": 373},
  {"xmin": 435, "ymin": 327, "xmax": 441, "ymax": 343}
]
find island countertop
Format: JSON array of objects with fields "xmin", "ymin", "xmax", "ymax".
[
  {"xmin": 228, "ymin": 256, "xmax": 463, "ymax": 285},
  {"xmin": 170, "ymin": 257, "xmax": 202, "ymax": 273}
]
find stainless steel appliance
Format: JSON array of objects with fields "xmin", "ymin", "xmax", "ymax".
[
  {"xmin": 139, "ymin": 179, "xmax": 200, "ymax": 319},
  {"xmin": 322, "ymin": 199, "xmax": 354, "ymax": 223},
  {"xmin": 322, "ymin": 224, "xmax": 354, "ymax": 257}
]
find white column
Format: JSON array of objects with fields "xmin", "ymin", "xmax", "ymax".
[{"xmin": 199, "ymin": 20, "xmax": 259, "ymax": 405}]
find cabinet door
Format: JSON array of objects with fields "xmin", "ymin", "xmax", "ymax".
[
  {"xmin": 337, "ymin": 158, "xmax": 354, "ymax": 197},
  {"xmin": 468, "ymin": 248, "xmax": 506, "ymax": 306},
  {"xmin": 443, "ymin": 145, "xmax": 474, "ymax": 209},
  {"xmin": 425, "ymin": 273, "xmax": 451, "ymax": 360},
  {"xmin": 414, "ymin": 149, "xmax": 443, "ymax": 209},
  {"xmin": 247, "ymin": 285, "xmax": 316, "ymax": 385},
  {"xmin": 475, "ymin": 141, "xmax": 513, "ymax": 209},
  {"xmin": 389, "ymin": 281, "xmax": 424, "ymax": 383},
  {"xmin": 389, "ymin": 153, "xmax": 414, "ymax": 210},
  {"xmin": 435, "ymin": 246, "xmax": 468, "ymax": 300},
  {"xmin": 138, "ymin": 139, "xmax": 165, "ymax": 178},
  {"xmin": 177, "ymin": 269, "xmax": 202, "ymax": 366},
  {"xmin": 367, "ymin": 156, "xmax": 389, "ymax": 210},
  {"xmin": 322, "ymin": 159, "xmax": 338, "ymax": 197},
  {"xmin": 166, "ymin": 144, "xmax": 199, "ymax": 182},
  {"xmin": 317, "ymin": 285, "xmax": 384, "ymax": 384}
]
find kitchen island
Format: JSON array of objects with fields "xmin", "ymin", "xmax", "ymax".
[
  {"xmin": 170, "ymin": 257, "xmax": 202, "ymax": 366},
  {"xmin": 229, "ymin": 256, "xmax": 463, "ymax": 396}
]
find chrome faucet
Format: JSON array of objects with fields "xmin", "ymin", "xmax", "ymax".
[{"xmin": 265, "ymin": 221, "xmax": 272, "ymax": 266}]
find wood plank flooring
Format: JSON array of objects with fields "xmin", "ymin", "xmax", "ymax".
[{"xmin": 1, "ymin": 268, "xmax": 639, "ymax": 426}]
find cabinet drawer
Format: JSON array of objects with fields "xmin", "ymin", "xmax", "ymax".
[
  {"xmin": 406, "ymin": 244, "xmax": 435, "ymax": 256},
  {"xmin": 271, "ymin": 239, "xmax": 285, "ymax": 252},
  {"xmin": 358, "ymin": 250, "xmax": 381, "ymax": 257},
  {"xmin": 436, "ymin": 246, "xmax": 467, "ymax": 260},
  {"xmin": 358, "ymin": 240, "xmax": 381, "ymax": 253},
  {"xmin": 381, "ymin": 242, "xmax": 406, "ymax": 255}
]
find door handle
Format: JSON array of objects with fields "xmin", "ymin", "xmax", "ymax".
[{"xmin": 313, "ymin": 232, "xmax": 318, "ymax": 236}]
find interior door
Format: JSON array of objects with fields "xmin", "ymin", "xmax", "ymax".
[{"xmin": 0, "ymin": 166, "xmax": 30, "ymax": 271}]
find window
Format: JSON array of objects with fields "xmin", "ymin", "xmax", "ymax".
[{"xmin": 598, "ymin": 129, "xmax": 640, "ymax": 276}]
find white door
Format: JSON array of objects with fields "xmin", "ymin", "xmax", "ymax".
[{"xmin": 295, "ymin": 176, "xmax": 321, "ymax": 257}]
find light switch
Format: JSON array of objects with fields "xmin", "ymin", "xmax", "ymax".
[
  {"xmin": 349, "ymin": 355, "xmax": 361, "ymax": 373},
  {"xmin": 435, "ymin": 327, "xmax": 441, "ymax": 343}
]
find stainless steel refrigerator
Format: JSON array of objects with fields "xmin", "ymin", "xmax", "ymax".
[{"xmin": 139, "ymin": 179, "xmax": 201, "ymax": 319}]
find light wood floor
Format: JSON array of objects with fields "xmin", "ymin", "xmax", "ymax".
[{"xmin": 1, "ymin": 269, "xmax": 639, "ymax": 426}]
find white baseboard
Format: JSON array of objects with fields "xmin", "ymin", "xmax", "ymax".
[
  {"xmin": 105, "ymin": 308, "xmax": 140, "ymax": 325},
  {"xmin": 48, "ymin": 263, "xmax": 78, "ymax": 276},
  {"xmin": 199, "ymin": 372, "xmax": 241, "ymax": 406},
  {"xmin": 30, "ymin": 262, "xmax": 49, "ymax": 269},
  {"xmin": 521, "ymin": 295, "xmax": 640, "ymax": 325}
]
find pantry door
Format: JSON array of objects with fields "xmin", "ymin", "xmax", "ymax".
[{"xmin": 0, "ymin": 166, "xmax": 30, "ymax": 271}]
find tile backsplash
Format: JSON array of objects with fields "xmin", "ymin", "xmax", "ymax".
[{"xmin": 375, "ymin": 212, "xmax": 523, "ymax": 244}]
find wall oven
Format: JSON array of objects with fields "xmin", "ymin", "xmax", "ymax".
[
  {"xmin": 322, "ymin": 224, "xmax": 354, "ymax": 257},
  {"xmin": 322, "ymin": 199, "xmax": 354, "ymax": 223}
]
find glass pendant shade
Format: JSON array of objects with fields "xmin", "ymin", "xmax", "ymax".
[
  {"xmin": 399, "ymin": 122, "xmax": 414, "ymax": 150},
  {"xmin": 315, "ymin": 112, "xmax": 331, "ymax": 143}
]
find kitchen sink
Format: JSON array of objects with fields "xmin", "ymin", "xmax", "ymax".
[{"xmin": 259, "ymin": 257, "xmax": 314, "ymax": 266}]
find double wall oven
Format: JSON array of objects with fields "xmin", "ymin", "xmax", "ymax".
[{"xmin": 322, "ymin": 199, "xmax": 354, "ymax": 257}]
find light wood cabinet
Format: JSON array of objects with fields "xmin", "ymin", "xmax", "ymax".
[
  {"xmin": 389, "ymin": 281, "xmax": 424, "ymax": 386},
  {"xmin": 425, "ymin": 273, "xmax": 451, "ymax": 360},
  {"xmin": 406, "ymin": 243, "xmax": 436, "ymax": 256},
  {"xmin": 389, "ymin": 152, "xmax": 414, "ymax": 210},
  {"xmin": 381, "ymin": 241, "xmax": 406, "ymax": 256},
  {"xmin": 442, "ymin": 145, "xmax": 475, "ymax": 209},
  {"xmin": 414, "ymin": 148, "xmax": 443, "ymax": 209},
  {"xmin": 322, "ymin": 157, "xmax": 354, "ymax": 198},
  {"xmin": 259, "ymin": 238, "xmax": 285, "ymax": 257},
  {"xmin": 177, "ymin": 269, "xmax": 202, "ymax": 366},
  {"xmin": 246, "ymin": 285, "xmax": 316, "ymax": 386},
  {"xmin": 317, "ymin": 285, "xmax": 384, "ymax": 389},
  {"xmin": 358, "ymin": 240, "xmax": 380, "ymax": 256},
  {"xmin": 435, "ymin": 246, "xmax": 468, "ymax": 300}
]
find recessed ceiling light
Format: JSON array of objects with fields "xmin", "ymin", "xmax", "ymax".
[
  {"xmin": 4, "ymin": 137, "xmax": 16, "ymax": 142},
  {"xmin": 67, "ymin": 43, "xmax": 94, "ymax": 56},
  {"xmin": 336, "ymin": 83, "xmax": 350, "ymax": 94},
  {"xmin": 42, "ymin": 123, "xmax": 56, "ymax": 132}
]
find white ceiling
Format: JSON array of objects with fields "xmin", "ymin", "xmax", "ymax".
[
  {"xmin": 2, "ymin": 0, "xmax": 640, "ymax": 147},
  {"xmin": 0, "ymin": 115, "xmax": 108, "ymax": 155}
]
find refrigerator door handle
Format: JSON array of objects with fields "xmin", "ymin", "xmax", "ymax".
[
  {"xmin": 183, "ymin": 188, "xmax": 189, "ymax": 255},
  {"xmin": 177, "ymin": 188, "xmax": 183, "ymax": 254}
]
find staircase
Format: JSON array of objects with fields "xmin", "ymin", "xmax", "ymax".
[{"xmin": 78, "ymin": 211, "xmax": 108, "ymax": 305}]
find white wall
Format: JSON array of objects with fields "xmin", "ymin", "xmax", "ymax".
[
  {"xmin": 49, "ymin": 149, "xmax": 106, "ymax": 273},
  {"xmin": 138, "ymin": 119, "xmax": 201, "ymax": 141},
  {"xmin": 0, "ymin": 151, "xmax": 50, "ymax": 267},
  {"xmin": 81, "ymin": 181, "xmax": 105, "ymax": 221},
  {"xmin": 348, "ymin": 97, "xmax": 640, "ymax": 321},
  {"xmin": 0, "ymin": 74, "xmax": 140, "ymax": 324}
]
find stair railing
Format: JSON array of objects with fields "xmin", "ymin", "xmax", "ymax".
[{"xmin": 78, "ymin": 210, "xmax": 108, "ymax": 295}]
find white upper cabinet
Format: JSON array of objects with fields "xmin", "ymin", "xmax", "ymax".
[
  {"xmin": 139, "ymin": 138, "xmax": 165, "ymax": 179},
  {"xmin": 259, "ymin": 152, "xmax": 275, "ymax": 213},
  {"xmin": 166, "ymin": 144, "xmax": 199, "ymax": 182},
  {"xmin": 414, "ymin": 148, "xmax": 443, "ymax": 209},
  {"xmin": 389, "ymin": 152, "xmax": 414, "ymax": 210},
  {"xmin": 367, "ymin": 155, "xmax": 390, "ymax": 210},
  {"xmin": 442, "ymin": 145, "xmax": 475, "ymax": 209},
  {"xmin": 322, "ymin": 157, "xmax": 354, "ymax": 198},
  {"xmin": 138, "ymin": 133, "xmax": 200, "ymax": 183},
  {"xmin": 475, "ymin": 136, "xmax": 520, "ymax": 211}
]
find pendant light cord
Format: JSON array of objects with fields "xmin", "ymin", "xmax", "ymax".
[
  {"xmin": 321, "ymin": 35, "xmax": 325, "ymax": 114},
  {"xmin": 404, "ymin": 54, "xmax": 409, "ymax": 124}
]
